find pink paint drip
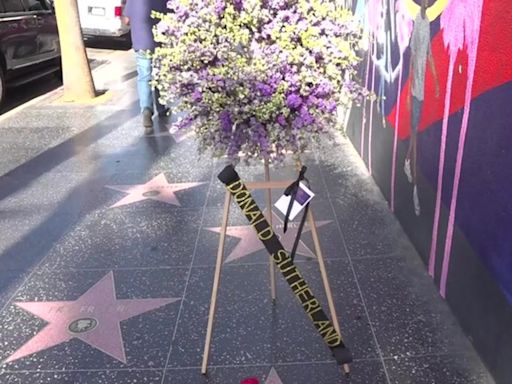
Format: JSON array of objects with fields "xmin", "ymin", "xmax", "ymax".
[
  {"xmin": 361, "ymin": 44, "xmax": 372, "ymax": 157},
  {"xmin": 390, "ymin": 67, "xmax": 403, "ymax": 212},
  {"xmin": 428, "ymin": 57, "xmax": 455, "ymax": 278},
  {"xmin": 368, "ymin": 43, "xmax": 377, "ymax": 174},
  {"xmin": 440, "ymin": 0, "xmax": 483, "ymax": 298}
]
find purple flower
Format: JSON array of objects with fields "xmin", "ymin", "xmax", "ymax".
[
  {"xmin": 191, "ymin": 89, "xmax": 202, "ymax": 102},
  {"xmin": 292, "ymin": 116, "xmax": 304, "ymax": 129},
  {"xmin": 214, "ymin": 0, "xmax": 226, "ymax": 16},
  {"xmin": 326, "ymin": 100, "xmax": 337, "ymax": 113},
  {"xmin": 286, "ymin": 93, "xmax": 302, "ymax": 109},
  {"xmin": 285, "ymin": 74, "xmax": 300, "ymax": 92},
  {"xmin": 314, "ymin": 82, "xmax": 332, "ymax": 97},
  {"xmin": 276, "ymin": 115, "xmax": 287, "ymax": 126},
  {"xmin": 175, "ymin": 115, "xmax": 195, "ymax": 130},
  {"xmin": 299, "ymin": 106, "xmax": 315, "ymax": 125},
  {"xmin": 256, "ymin": 82, "xmax": 273, "ymax": 97},
  {"xmin": 219, "ymin": 110, "xmax": 233, "ymax": 132},
  {"xmin": 233, "ymin": 0, "xmax": 243, "ymax": 12}
]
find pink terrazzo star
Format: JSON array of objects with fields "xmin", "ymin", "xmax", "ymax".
[
  {"xmin": 207, "ymin": 210, "xmax": 331, "ymax": 263},
  {"xmin": 4, "ymin": 272, "xmax": 179, "ymax": 364},
  {"xmin": 106, "ymin": 173, "xmax": 205, "ymax": 208},
  {"xmin": 266, "ymin": 367, "xmax": 284, "ymax": 384}
]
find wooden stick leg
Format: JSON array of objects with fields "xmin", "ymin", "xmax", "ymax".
[
  {"xmin": 201, "ymin": 191, "xmax": 231, "ymax": 375},
  {"xmin": 264, "ymin": 160, "xmax": 276, "ymax": 302},
  {"xmin": 308, "ymin": 210, "xmax": 350, "ymax": 374},
  {"xmin": 307, "ymin": 209, "xmax": 341, "ymax": 333}
]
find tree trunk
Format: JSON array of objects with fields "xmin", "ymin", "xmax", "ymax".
[{"xmin": 54, "ymin": 0, "xmax": 96, "ymax": 101}]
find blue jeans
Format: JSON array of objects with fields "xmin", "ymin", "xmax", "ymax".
[{"xmin": 135, "ymin": 50, "xmax": 166, "ymax": 114}]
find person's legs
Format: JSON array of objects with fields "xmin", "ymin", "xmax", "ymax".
[
  {"xmin": 404, "ymin": 99, "xmax": 415, "ymax": 183},
  {"xmin": 411, "ymin": 97, "xmax": 422, "ymax": 183},
  {"xmin": 411, "ymin": 96, "xmax": 423, "ymax": 216},
  {"xmin": 135, "ymin": 51, "xmax": 153, "ymax": 112},
  {"xmin": 135, "ymin": 50, "xmax": 154, "ymax": 131}
]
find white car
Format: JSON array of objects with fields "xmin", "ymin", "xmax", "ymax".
[{"xmin": 77, "ymin": 0, "xmax": 130, "ymax": 39}]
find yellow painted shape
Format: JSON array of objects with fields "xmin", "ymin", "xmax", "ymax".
[{"xmin": 404, "ymin": 0, "xmax": 450, "ymax": 21}]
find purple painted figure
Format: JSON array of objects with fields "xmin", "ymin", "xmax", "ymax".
[{"xmin": 404, "ymin": 0, "xmax": 440, "ymax": 216}]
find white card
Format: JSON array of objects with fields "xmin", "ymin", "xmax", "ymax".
[{"xmin": 274, "ymin": 182, "xmax": 315, "ymax": 220}]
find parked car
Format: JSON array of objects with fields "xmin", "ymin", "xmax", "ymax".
[
  {"xmin": 77, "ymin": 0, "xmax": 130, "ymax": 41},
  {"xmin": 0, "ymin": 0, "xmax": 61, "ymax": 107}
]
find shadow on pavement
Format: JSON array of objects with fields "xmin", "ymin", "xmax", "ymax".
[
  {"xmin": 0, "ymin": 100, "xmax": 178, "ymax": 312},
  {"xmin": 0, "ymin": 75, "xmax": 62, "ymax": 116}
]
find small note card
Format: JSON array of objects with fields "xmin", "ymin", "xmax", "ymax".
[{"xmin": 274, "ymin": 182, "xmax": 315, "ymax": 220}]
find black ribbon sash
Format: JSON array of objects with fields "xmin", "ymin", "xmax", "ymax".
[{"xmin": 218, "ymin": 164, "xmax": 353, "ymax": 366}]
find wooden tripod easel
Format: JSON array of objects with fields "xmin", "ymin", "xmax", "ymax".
[{"xmin": 201, "ymin": 160, "xmax": 347, "ymax": 375}]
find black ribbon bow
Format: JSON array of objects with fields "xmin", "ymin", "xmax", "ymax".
[{"xmin": 283, "ymin": 166, "xmax": 310, "ymax": 261}]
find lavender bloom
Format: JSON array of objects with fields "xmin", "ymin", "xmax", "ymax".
[
  {"xmin": 191, "ymin": 89, "xmax": 203, "ymax": 102},
  {"xmin": 214, "ymin": 0, "xmax": 226, "ymax": 16},
  {"xmin": 285, "ymin": 74, "xmax": 300, "ymax": 92},
  {"xmin": 292, "ymin": 116, "xmax": 304, "ymax": 129},
  {"xmin": 314, "ymin": 82, "xmax": 332, "ymax": 97},
  {"xmin": 276, "ymin": 115, "xmax": 287, "ymax": 126},
  {"xmin": 175, "ymin": 115, "xmax": 195, "ymax": 130},
  {"xmin": 256, "ymin": 82, "xmax": 273, "ymax": 97},
  {"xmin": 326, "ymin": 100, "xmax": 337, "ymax": 113},
  {"xmin": 299, "ymin": 106, "xmax": 315, "ymax": 125},
  {"xmin": 286, "ymin": 93, "xmax": 302, "ymax": 109},
  {"xmin": 233, "ymin": 0, "xmax": 243, "ymax": 12},
  {"xmin": 219, "ymin": 110, "xmax": 233, "ymax": 132}
]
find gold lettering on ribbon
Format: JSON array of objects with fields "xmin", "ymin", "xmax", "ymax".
[
  {"xmin": 257, "ymin": 226, "xmax": 274, "ymax": 240},
  {"xmin": 273, "ymin": 250, "xmax": 287, "ymax": 264},
  {"xmin": 316, "ymin": 321, "xmax": 342, "ymax": 346},
  {"xmin": 227, "ymin": 180, "xmax": 244, "ymax": 194},
  {"xmin": 236, "ymin": 190, "xmax": 252, "ymax": 205}
]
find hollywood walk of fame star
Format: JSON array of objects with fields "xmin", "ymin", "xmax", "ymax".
[
  {"xmin": 4, "ymin": 272, "xmax": 179, "ymax": 364},
  {"xmin": 266, "ymin": 367, "xmax": 284, "ymax": 384},
  {"xmin": 207, "ymin": 210, "xmax": 331, "ymax": 263},
  {"xmin": 106, "ymin": 173, "xmax": 205, "ymax": 208}
]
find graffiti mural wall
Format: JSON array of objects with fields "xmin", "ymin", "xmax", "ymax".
[{"xmin": 346, "ymin": 0, "xmax": 512, "ymax": 381}]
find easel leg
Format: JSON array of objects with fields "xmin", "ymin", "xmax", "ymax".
[
  {"xmin": 307, "ymin": 209, "xmax": 350, "ymax": 375},
  {"xmin": 201, "ymin": 191, "xmax": 232, "ymax": 375},
  {"xmin": 264, "ymin": 160, "xmax": 277, "ymax": 302}
]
